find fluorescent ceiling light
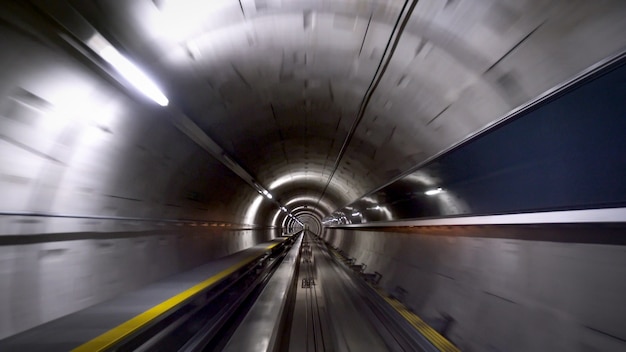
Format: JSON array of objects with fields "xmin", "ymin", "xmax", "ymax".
[
  {"xmin": 265, "ymin": 193, "xmax": 273, "ymax": 199},
  {"xmin": 425, "ymin": 188, "xmax": 444, "ymax": 196},
  {"xmin": 99, "ymin": 46, "xmax": 169, "ymax": 106},
  {"xmin": 352, "ymin": 212, "xmax": 360, "ymax": 216}
]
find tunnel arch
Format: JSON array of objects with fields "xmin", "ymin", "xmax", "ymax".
[{"xmin": 2, "ymin": 2, "xmax": 626, "ymax": 349}]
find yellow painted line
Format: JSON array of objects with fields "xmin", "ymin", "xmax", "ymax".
[
  {"xmin": 375, "ymin": 289, "xmax": 460, "ymax": 352},
  {"xmin": 329, "ymin": 247, "xmax": 460, "ymax": 352},
  {"xmin": 72, "ymin": 240, "xmax": 285, "ymax": 352}
]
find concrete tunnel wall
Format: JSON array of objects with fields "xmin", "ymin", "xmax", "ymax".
[
  {"xmin": 1, "ymin": 1, "xmax": 626, "ymax": 350},
  {"xmin": 0, "ymin": 25, "xmax": 266, "ymax": 227},
  {"xmin": 0, "ymin": 229, "xmax": 273, "ymax": 340},
  {"xmin": 0, "ymin": 11, "xmax": 279, "ymax": 339},
  {"xmin": 323, "ymin": 227, "xmax": 626, "ymax": 352}
]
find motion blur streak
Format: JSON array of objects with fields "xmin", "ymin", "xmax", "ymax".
[{"xmin": 0, "ymin": 1, "xmax": 625, "ymax": 351}]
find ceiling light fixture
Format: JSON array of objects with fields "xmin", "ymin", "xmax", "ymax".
[
  {"xmin": 86, "ymin": 33, "xmax": 168, "ymax": 106},
  {"xmin": 98, "ymin": 46, "xmax": 169, "ymax": 106},
  {"xmin": 425, "ymin": 187, "xmax": 444, "ymax": 196}
]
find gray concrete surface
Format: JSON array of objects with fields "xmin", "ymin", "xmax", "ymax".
[
  {"xmin": 323, "ymin": 228, "xmax": 626, "ymax": 352},
  {"xmin": 0, "ymin": 229, "xmax": 274, "ymax": 339},
  {"xmin": 0, "ymin": 238, "xmax": 282, "ymax": 351},
  {"xmin": 0, "ymin": 1, "xmax": 625, "ymax": 349}
]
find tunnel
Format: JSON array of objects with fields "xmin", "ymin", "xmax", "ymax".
[{"xmin": 1, "ymin": 1, "xmax": 626, "ymax": 351}]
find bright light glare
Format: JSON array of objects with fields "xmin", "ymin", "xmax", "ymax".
[
  {"xmin": 244, "ymin": 195, "xmax": 264, "ymax": 225},
  {"xmin": 352, "ymin": 212, "xmax": 360, "ymax": 216},
  {"xmin": 425, "ymin": 187, "xmax": 444, "ymax": 196},
  {"xmin": 265, "ymin": 193, "xmax": 273, "ymax": 199},
  {"xmin": 99, "ymin": 46, "xmax": 169, "ymax": 106},
  {"xmin": 281, "ymin": 207, "xmax": 287, "ymax": 212},
  {"xmin": 157, "ymin": 0, "xmax": 229, "ymax": 41}
]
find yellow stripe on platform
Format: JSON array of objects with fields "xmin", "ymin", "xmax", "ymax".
[
  {"xmin": 72, "ymin": 241, "xmax": 283, "ymax": 352},
  {"xmin": 329, "ymin": 247, "xmax": 460, "ymax": 352},
  {"xmin": 374, "ymin": 288, "xmax": 460, "ymax": 352}
]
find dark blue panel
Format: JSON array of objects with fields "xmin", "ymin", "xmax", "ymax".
[{"xmin": 333, "ymin": 57, "xmax": 626, "ymax": 223}]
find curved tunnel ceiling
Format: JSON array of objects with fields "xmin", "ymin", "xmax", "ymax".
[{"xmin": 4, "ymin": 1, "xmax": 626, "ymax": 231}]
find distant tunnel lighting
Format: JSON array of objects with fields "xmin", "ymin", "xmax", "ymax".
[
  {"xmin": 281, "ymin": 207, "xmax": 287, "ymax": 212},
  {"xmin": 265, "ymin": 193, "xmax": 273, "ymax": 199},
  {"xmin": 99, "ymin": 46, "xmax": 169, "ymax": 106},
  {"xmin": 425, "ymin": 187, "xmax": 443, "ymax": 196}
]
